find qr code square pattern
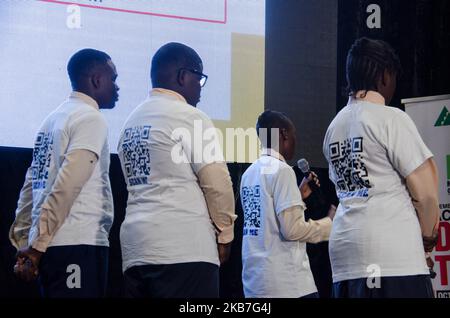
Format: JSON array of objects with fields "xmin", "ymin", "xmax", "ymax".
[
  {"xmin": 121, "ymin": 126, "xmax": 151, "ymax": 179},
  {"xmin": 31, "ymin": 132, "xmax": 54, "ymax": 189},
  {"xmin": 329, "ymin": 137, "xmax": 372, "ymax": 192},
  {"xmin": 242, "ymin": 185, "xmax": 261, "ymax": 236}
]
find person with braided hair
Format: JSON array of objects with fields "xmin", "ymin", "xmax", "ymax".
[{"xmin": 323, "ymin": 37, "xmax": 440, "ymax": 298}]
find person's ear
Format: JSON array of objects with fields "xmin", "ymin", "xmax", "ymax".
[
  {"xmin": 376, "ymin": 70, "xmax": 386, "ymax": 91},
  {"xmin": 382, "ymin": 69, "xmax": 390, "ymax": 87},
  {"xmin": 91, "ymin": 73, "xmax": 102, "ymax": 90},
  {"xmin": 280, "ymin": 128, "xmax": 289, "ymax": 140},
  {"xmin": 177, "ymin": 69, "xmax": 186, "ymax": 87}
]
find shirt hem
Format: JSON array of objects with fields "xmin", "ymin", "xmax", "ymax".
[
  {"xmin": 48, "ymin": 240, "xmax": 110, "ymax": 248},
  {"xmin": 122, "ymin": 257, "xmax": 220, "ymax": 273},
  {"xmin": 332, "ymin": 268, "xmax": 429, "ymax": 283},
  {"xmin": 245, "ymin": 287, "xmax": 317, "ymax": 298}
]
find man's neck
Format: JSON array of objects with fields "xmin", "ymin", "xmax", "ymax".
[
  {"xmin": 70, "ymin": 91, "xmax": 99, "ymax": 110},
  {"xmin": 150, "ymin": 88, "xmax": 187, "ymax": 104},
  {"xmin": 261, "ymin": 148, "xmax": 286, "ymax": 162}
]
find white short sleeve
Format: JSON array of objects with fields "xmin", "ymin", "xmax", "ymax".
[
  {"xmin": 67, "ymin": 111, "xmax": 107, "ymax": 158},
  {"xmin": 272, "ymin": 165, "xmax": 304, "ymax": 215},
  {"xmin": 386, "ymin": 110, "xmax": 433, "ymax": 177}
]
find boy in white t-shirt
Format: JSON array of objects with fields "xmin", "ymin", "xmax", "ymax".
[
  {"xmin": 9, "ymin": 49, "xmax": 119, "ymax": 297},
  {"xmin": 241, "ymin": 110, "xmax": 336, "ymax": 298},
  {"xmin": 323, "ymin": 37, "xmax": 440, "ymax": 298}
]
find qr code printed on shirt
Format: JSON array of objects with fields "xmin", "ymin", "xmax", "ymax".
[
  {"xmin": 328, "ymin": 137, "xmax": 372, "ymax": 194},
  {"xmin": 121, "ymin": 126, "xmax": 151, "ymax": 186},
  {"xmin": 241, "ymin": 185, "xmax": 261, "ymax": 237},
  {"xmin": 31, "ymin": 132, "xmax": 54, "ymax": 190}
]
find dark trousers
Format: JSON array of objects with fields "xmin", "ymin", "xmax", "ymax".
[
  {"xmin": 333, "ymin": 275, "xmax": 434, "ymax": 298},
  {"xmin": 38, "ymin": 245, "xmax": 109, "ymax": 298},
  {"xmin": 124, "ymin": 262, "xmax": 219, "ymax": 298}
]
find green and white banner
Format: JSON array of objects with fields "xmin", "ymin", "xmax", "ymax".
[{"xmin": 404, "ymin": 95, "xmax": 450, "ymax": 298}]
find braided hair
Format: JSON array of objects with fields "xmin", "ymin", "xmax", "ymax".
[{"xmin": 346, "ymin": 37, "xmax": 401, "ymax": 97}]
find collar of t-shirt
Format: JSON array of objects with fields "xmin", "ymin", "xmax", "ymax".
[
  {"xmin": 150, "ymin": 88, "xmax": 187, "ymax": 104},
  {"xmin": 348, "ymin": 90, "xmax": 386, "ymax": 106},
  {"xmin": 261, "ymin": 148, "xmax": 286, "ymax": 162},
  {"xmin": 70, "ymin": 91, "xmax": 99, "ymax": 110}
]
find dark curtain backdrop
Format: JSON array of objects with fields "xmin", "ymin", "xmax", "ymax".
[{"xmin": 337, "ymin": 0, "xmax": 450, "ymax": 111}]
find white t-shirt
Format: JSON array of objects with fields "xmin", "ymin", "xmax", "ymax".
[
  {"xmin": 28, "ymin": 92, "xmax": 114, "ymax": 247},
  {"xmin": 240, "ymin": 154, "xmax": 318, "ymax": 298},
  {"xmin": 323, "ymin": 100, "xmax": 433, "ymax": 283},
  {"xmin": 118, "ymin": 89, "xmax": 222, "ymax": 271}
]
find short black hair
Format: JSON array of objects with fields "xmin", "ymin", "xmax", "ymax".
[
  {"xmin": 67, "ymin": 48, "xmax": 111, "ymax": 89},
  {"xmin": 256, "ymin": 110, "xmax": 292, "ymax": 148},
  {"xmin": 151, "ymin": 42, "xmax": 202, "ymax": 87},
  {"xmin": 346, "ymin": 37, "xmax": 401, "ymax": 95}
]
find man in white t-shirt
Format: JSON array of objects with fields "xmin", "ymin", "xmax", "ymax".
[
  {"xmin": 241, "ymin": 110, "xmax": 336, "ymax": 298},
  {"xmin": 118, "ymin": 42, "xmax": 236, "ymax": 298},
  {"xmin": 9, "ymin": 49, "xmax": 119, "ymax": 297},
  {"xmin": 323, "ymin": 37, "xmax": 440, "ymax": 298}
]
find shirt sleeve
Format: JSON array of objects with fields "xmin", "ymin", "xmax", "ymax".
[
  {"xmin": 272, "ymin": 165, "xmax": 304, "ymax": 215},
  {"xmin": 277, "ymin": 205, "xmax": 332, "ymax": 243},
  {"xmin": 31, "ymin": 149, "xmax": 98, "ymax": 252},
  {"xmin": 9, "ymin": 167, "xmax": 33, "ymax": 250},
  {"xmin": 386, "ymin": 110, "xmax": 433, "ymax": 178},
  {"xmin": 197, "ymin": 162, "xmax": 237, "ymax": 244},
  {"xmin": 67, "ymin": 111, "xmax": 108, "ymax": 158}
]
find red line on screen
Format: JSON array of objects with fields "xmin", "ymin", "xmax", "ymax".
[
  {"xmin": 224, "ymin": 0, "xmax": 227, "ymax": 24},
  {"xmin": 38, "ymin": 0, "xmax": 227, "ymax": 24}
]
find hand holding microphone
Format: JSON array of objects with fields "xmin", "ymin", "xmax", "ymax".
[
  {"xmin": 297, "ymin": 158, "xmax": 327, "ymax": 206},
  {"xmin": 298, "ymin": 170, "xmax": 320, "ymax": 199}
]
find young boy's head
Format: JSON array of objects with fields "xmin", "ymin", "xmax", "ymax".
[{"xmin": 256, "ymin": 110, "xmax": 296, "ymax": 161}]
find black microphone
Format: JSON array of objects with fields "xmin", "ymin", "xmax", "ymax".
[{"xmin": 297, "ymin": 158, "xmax": 326, "ymax": 206}]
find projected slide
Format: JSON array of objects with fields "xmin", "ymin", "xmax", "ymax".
[{"xmin": 0, "ymin": 0, "xmax": 265, "ymax": 158}]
